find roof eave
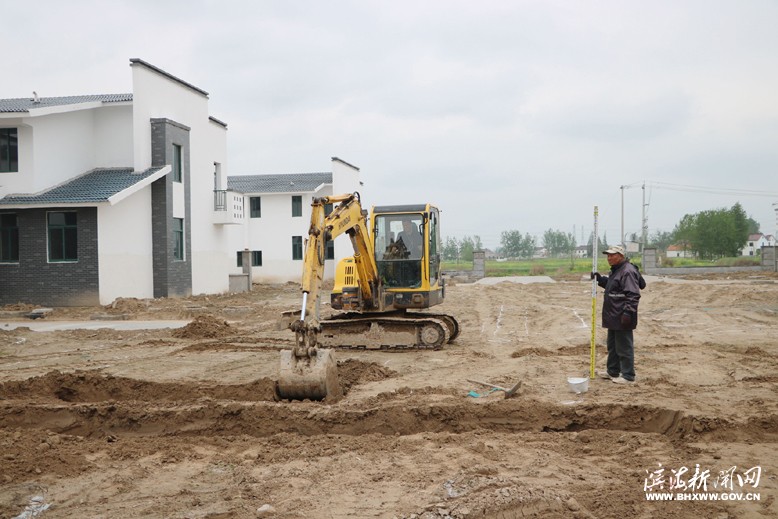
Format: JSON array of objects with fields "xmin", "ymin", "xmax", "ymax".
[
  {"xmin": 107, "ymin": 165, "xmax": 171, "ymax": 205},
  {"xmin": 0, "ymin": 202, "xmax": 109, "ymax": 209},
  {"xmin": 25, "ymin": 100, "xmax": 132, "ymax": 117}
]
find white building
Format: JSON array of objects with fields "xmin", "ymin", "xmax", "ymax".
[
  {"xmin": 666, "ymin": 243, "xmax": 694, "ymax": 259},
  {"xmin": 0, "ymin": 59, "xmax": 236, "ymax": 305},
  {"xmin": 225, "ymin": 158, "xmax": 362, "ymax": 284},
  {"xmin": 741, "ymin": 233, "xmax": 776, "ymax": 256}
]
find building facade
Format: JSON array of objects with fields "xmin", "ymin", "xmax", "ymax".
[
  {"xmin": 0, "ymin": 59, "xmax": 234, "ymax": 306},
  {"xmin": 225, "ymin": 157, "xmax": 362, "ymax": 284}
]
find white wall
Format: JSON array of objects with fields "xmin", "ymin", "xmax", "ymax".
[
  {"xmin": 93, "ymin": 105, "xmax": 133, "ymax": 167},
  {"xmin": 131, "ymin": 62, "xmax": 231, "ymax": 296},
  {"xmin": 0, "ymin": 104, "xmax": 133, "ymax": 198},
  {"xmin": 31, "ymin": 111, "xmax": 95, "ymax": 191},
  {"xmin": 190, "ymin": 120, "xmax": 232, "ymax": 295},
  {"xmin": 97, "ymin": 187, "xmax": 154, "ymax": 304}
]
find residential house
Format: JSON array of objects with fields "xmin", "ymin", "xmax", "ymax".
[
  {"xmin": 741, "ymin": 233, "xmax": 775, "ymax": 256},
  {"xmin": 225, "ymin": 158, "xmax": 361, "ymax": 283},
  {"xmin": 0, "ymin": 59, "xmax": 237, "ymax": 306},
  {"xmin": 574, "ymin": 245, "xmax": 588, "ymax": 258},
  {"xmin": 666, "ymin": 243, "xmax": 694, "ymax": 259}
]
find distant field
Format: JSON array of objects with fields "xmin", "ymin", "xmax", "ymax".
[{"xmin": 441, "ymin": 255, "xmax": 761, "ymax": 277}]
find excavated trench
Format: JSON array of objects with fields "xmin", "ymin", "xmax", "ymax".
[{"xmin": 1, "ymin": 367, "xmax": 775, "ymax": 444}]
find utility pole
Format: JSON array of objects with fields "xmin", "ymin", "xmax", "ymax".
[
  {"xmin": 620, "ymin": 185, "xmax": 625, "ymax": 247},
  {"xmin": 641, "ymin": 182, "xmax": 648, "ymax": 252},
  {"xmin": 774, "ymin": 202, "xmax": 778, "ymax": 272}
]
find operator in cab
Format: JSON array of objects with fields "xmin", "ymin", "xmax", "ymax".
[{"xmin": 396, "ymin": 218, "xmax": 423, "ymax": 259}]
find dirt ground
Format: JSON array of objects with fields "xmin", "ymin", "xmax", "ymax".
[{"xmin": 1, "ymin": 273, "xmax": 777, "ymax": 518}]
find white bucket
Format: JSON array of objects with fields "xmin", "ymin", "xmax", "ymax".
[{"xmin": 567, "ymin": 376, "xmax": 589, "ymax": 394}]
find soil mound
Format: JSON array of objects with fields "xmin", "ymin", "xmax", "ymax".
[
  {"xmin": 337, "ymin": 358, "xmax": 398, "ymax": 393},
  {"xmin": 0, "ymin": 370, "xmax": 276, "ymax": 403},
  {"xmin": 172, "ymin": 315, "xmax": 231, "ymax": 339}
]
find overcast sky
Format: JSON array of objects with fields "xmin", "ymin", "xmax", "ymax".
[{"xmin": 3, "ymin": 0, "xmax": 777, "ymax": 249}]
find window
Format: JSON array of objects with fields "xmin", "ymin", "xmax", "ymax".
[
  {"xmin": 0, "ymin": 128, "xmax": 18, "ymax": 173},
  {"xmin": 292, "ymin": 236, "xmax": 303, "ymax": 260},
  {"xmin": 173, "ymin": 218, "xmax": 184, "ymax": 260},
  {"xmin": 172, "ymin": 144, "xmax": 182, "ymax": 182},
  {"xmin": 237, "ymin": 250, "xmax": 263, "ymax": 267},
  {"xmin": 48, "ymin": 212, "xmax": 77, "ymax": 262},
  {"xmin": 250, "ymin": 197, "xmax": 261, "ymax": 218},
  {"xmin": 292, "ymin": 195, "xmax": 302, "ymax": 217},
  {"xmin": 0, "ymin": 213, "xmax": 19, "ymax": 262}
]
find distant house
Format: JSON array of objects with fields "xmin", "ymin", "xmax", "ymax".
[
  {"xmin": 574, "ymin": 245, "xmax": 588, "ymax": 258},
  {"xmin": 666, "ymin": 243, "xmax": 694, "ymax": 259},
  {"xmin": 741, "ymin": 233, "xmax": 775, "ymax": 256},
  {"xmin": 0, "ymin": 59, "xmax": 234, "ymax": 306},
  {"xmin": 484, "ymin": 248, "xmax": 499, "ymax": 260},
  {"xmin": 226, "ymin": 158, "xmax": 361, "ymax": 284}
]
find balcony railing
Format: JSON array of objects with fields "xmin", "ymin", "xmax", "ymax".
[{"xmin": 213, "ymin": 190, "xmax": 244, "ymax": 225}]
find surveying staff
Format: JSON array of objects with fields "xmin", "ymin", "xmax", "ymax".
[{"xmin": 591, "ymin": 245, "xmax": 642, "ymax": 384}]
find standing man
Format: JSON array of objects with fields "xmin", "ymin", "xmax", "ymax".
[{"xmin": 592, "ymin": 245, "xmax": 642, "ymax": 384}]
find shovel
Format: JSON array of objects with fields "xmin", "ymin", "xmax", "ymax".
[{"xmin": 466, "ymin": 378, "xmax": 522, "ymax": 398}]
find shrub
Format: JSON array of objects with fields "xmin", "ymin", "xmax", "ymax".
[{"xmin": 530, "ymin": 264, "xmax": 545, "ymax": 275}]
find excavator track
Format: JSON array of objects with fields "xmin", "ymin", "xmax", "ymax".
[{"xmin": 318, "ymin": 312, "xmax": 458, "ymax": 350}]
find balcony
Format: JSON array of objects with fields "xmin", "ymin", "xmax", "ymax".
[{"xmin": 213, "ymin": 190, "xmax": 244, "ymax": 225}]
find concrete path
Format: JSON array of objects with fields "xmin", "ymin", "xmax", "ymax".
[
  {"xmin": 474, "ymin": 276, "xmax": 556, "ymax": 285},
  {"xmin": 0, "ymin": 320, "xmax": 190, "ymax": 332}
]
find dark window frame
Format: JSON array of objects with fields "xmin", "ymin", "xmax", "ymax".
[
  {"xmin": 238, "ymin": 250, "xmax": 264, "ymax": 267},
  {"xmin": 47, "ymin": 211, "xmax": 78, "ymax": 262},
  {"xmin": 292, "ymin": 236, "xmax": 303, "ymax": 260},
  {"xmin": 172, "ymin": 144, "xmax": 183, "ymax": 183},
  {"xmin": 250, "ymin": 197, "xmax": 261, "ymax": 218},
  {"xmin": 0, "ymin": 128, "xmax": 18, "ymax": 173},
  {"xmin": 292, "ymin": 195, "xmax": 302, "ymax": 217},
  {"xmin": 0, "ymin": 213, "xmax": 19, "ymax": 263},
  {"xmin": 173, "ymin": 218, "xmax": 184, "ymax": 260}
]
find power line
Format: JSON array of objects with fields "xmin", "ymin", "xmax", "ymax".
[{"xmin": 648, "ymin": 181, "xmax": 778, "ymax": 198}]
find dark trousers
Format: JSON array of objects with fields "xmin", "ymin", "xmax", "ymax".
[{"xmin": 606, "ymin": 329, "xmax": 635, "ymax": 381}]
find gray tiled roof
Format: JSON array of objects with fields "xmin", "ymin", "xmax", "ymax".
[
  {"xmin": 228, "ymin": 172, "xmax": 332, "ymax": 194},
  {"xmin": 0, "ymin": 94, "xmax": 132, "ymax": 113},
  {"xmin": 0, "ymin": 167, "xmax": 164, "ymax": 205}
]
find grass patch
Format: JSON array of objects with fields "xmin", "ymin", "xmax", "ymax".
[{"xmin": 442, "ymin": 255, "xmax": 760, "ymax": 278}]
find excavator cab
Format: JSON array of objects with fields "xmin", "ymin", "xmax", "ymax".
[{"xmin": 332, "ymin": 204, "xmax": 444, "ymax": 311}]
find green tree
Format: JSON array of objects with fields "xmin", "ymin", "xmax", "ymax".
[
  {"xmin": 542, "ymin": 229, "xmax": 576, "ymax": 258},
  {"xmin": 646, "ymin": 230, "xmax": 675, "ymax": 251},
  {"xmin": 500, "ymin": 230, "xmax": 536, "ymax": 259},
  {"xmin": 460, "ymin": 236, "xmax": 476, "ymax": 262},
  {"xmin": 586, "ymin": 232, "xmax": 607, "ymax": 257},
  {"xmin": 672, "ymin": 203, "xmax": 752, "ymax": 259},
  {"xmin": 442, "ymin": 236, "xmax": 460, "ymax": 261}
]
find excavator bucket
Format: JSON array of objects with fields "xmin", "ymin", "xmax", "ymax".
[{"xmin": 276, "ymin": 348, "xmax": 341, "ymax": 401}]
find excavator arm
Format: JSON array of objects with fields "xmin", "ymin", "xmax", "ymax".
[{"xmin": 291, "ymin": 192, "xmax": 379, "ymax": 357}]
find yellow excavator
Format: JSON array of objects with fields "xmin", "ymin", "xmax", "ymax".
[{"xmin": 276, "ymin": 192, "xmax": 460, "ymax": 401}]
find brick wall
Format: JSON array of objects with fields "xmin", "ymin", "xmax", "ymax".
[
  {"xmin": 150, "ymin": 118, "xmax": 192, "ymax": 298},
  {"xmin": 0, "ymin": 207, "xmax": 99, "ymax": 306}
]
